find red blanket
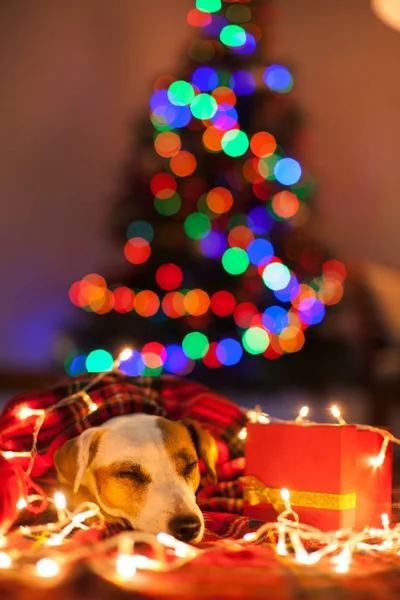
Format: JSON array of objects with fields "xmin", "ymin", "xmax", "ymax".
[{"xmin": 0, "ymin": 372, "xmax": 255, "ymax": 539}]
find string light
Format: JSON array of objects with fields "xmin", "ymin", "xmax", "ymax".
[
  {"xmin": 0, "ymin": 553, "xmax": 12, "ymax": 569},
  {"xmin": 238, "ymin": 427, "xmax": 247, "ymax": 440},
  {"xmin": 371, "ymin": 435, "xmax": 390, "ymax": 467},
  {"xmin": 276, "ymin": 523, "xmax": 287, "ymax": 556},
  {"xmin": 54, "ymin": 492, "xmax": 67, "ymax": 522},
  {"xmin": 295, "ymin": 406, "xmax": 309, "ymax": 422},
  {"xmin": 333, "ymin": 546, "xmax": 351, "ymax": 574},
  {"xmin": 36, "ymin": 558, "xmax": 60, "ymax": 579},
  {"xmin": 116, "ymin": 554, "xmax": 136, "ymax": 578},
  {"xmin": 16, "ymin": 498, "xmax": 27, "ymax": 510},
  {"xmin": 17, "ymin": 407, "xmax": 45, "ymax": 420},
  {"xmin": 114, "ymin": 347, "xmax": 134, "ymax": 369},
  {"xmin": 330, "ymin": 405, "xmax": 346, "ymax": 425},
  {"xmin": 1, "ymin": 370, "xmax": 400, "ymax": 587}
]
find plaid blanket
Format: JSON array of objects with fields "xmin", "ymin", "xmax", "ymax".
[
  {"xmin": 0, "ymin": 372, "xmax": 248, "ymax": 536},
  {"xmin": 3, "ymin": 374, "xmax": 400, "ymax": 599}
]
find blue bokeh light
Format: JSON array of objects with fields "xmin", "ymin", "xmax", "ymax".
[
  {"xmin": 199, "ymin": 230, "xmax": 227, "ymax": 258},
  {"xmin": 229, "ymin": 70, "xmax": 256, "ymax": 96},
  {"xmin": 191, "ymin": 67, "xmax": 219, "ymax": 92},
  {"xmin": 274, "ymin": 158, "xmax": 302, "ymax": 186},
  {"xmin": 247, "ymin": 239, "xmax": 274, "ymax": 266},
  {"xmin": 216, "ymin": 338, "xmax": 243, "ymax": 366},
  {"xmin": 164, "ymin": 344, "xmax": 190, "ymax": 374}
]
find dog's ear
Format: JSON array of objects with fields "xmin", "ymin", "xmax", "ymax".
[
  {"xmin": 54, "ymin": 427, "xmax": 104, "ymax": 494},
  {"xmin": 181, "ymin": 419, "xmax": 218, "ymax": 484}
]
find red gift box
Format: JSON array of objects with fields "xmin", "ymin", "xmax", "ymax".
[{"xmin": 243, "ymin": 422, "xmax": 392, "ymax": 531}]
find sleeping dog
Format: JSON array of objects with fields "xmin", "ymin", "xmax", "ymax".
[{"xmin": 54, "ymin": 414, "xmax": 218, "ymax": 544}]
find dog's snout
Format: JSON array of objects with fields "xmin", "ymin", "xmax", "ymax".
[{"xmin": 168, "ymin": 514, "xmax": 201, "ymax": 543}]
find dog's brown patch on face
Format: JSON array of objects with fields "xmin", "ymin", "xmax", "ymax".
[
  {"xmin": 156, "ymin": 417, "xmax": 201, "ymax": 490},
  {"xmin": 94, "ymin": 462, "xmax": 151, "ymax": 519}
]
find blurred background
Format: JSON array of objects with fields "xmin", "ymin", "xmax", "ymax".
[{"xmin": 1, "ymin": 0, "xmax": 400, "ymax": 428}]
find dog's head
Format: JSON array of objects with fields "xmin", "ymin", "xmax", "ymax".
[{"xmin": 54, "ymin": 414, "xmax": 217, "ymax": 543}]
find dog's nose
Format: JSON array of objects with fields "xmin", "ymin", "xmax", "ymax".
[{"xmin": 168, "ymin": 514, "xmax": 201, "ymax": 543}]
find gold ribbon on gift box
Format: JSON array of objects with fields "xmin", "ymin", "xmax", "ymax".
[{"xmin": 241, "ymin": 476, "xmax": 356, "ymax": 512}]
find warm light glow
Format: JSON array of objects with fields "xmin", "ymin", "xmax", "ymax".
[
  {"xmin": 381, "ymin": 513, "xmax": 390, "ymax": 529},
  {"xmin": 89, "ymin": 403, "xmax": 98, "ymax": 412},
  {"xmin": 258, "ymin": 415, "xmax": 270, "ymax": 424},
  {"xmin": 36, "ymin": 558, "xmax": 60, "ymax": 578},
  {"xmin": 16, "ymin": 498, "xmax": 27, "ymax": 510},
  {"xmin": 276, "ymin": 524, "xmax": 287, "ymax": 556},
  {"xmin": 17, "ymin": 406, "xmax": 43, "ymax": 420},
  {"xmin": 2, "ymin": 451, "xmax": 31, "ymax": 459},
  {"xmin": 334, "ymin": 547, "xmax": 351, "ymax": 574},
  {"xmin": 371, "ymin": 436, "xmax": 390, "ymax": 467},
  {"xmin": 116, "ymin": 554, "xmax": 136, "ymax": 578},
  {"xmin": 118, "ymin": 348, "xmax": 133, "ymax": 362},
  {"xmin": 330, "ymin": 405, "xmax": 346, "ymax": 425},
  {"xmin": 372, "ymin": 0, "xmax": 400, "ymax": 32},
  {"xmin": 54, "ymin": 492, "xmax": 67, "ymax": 510},
  {"xmin": 295, "ymin": 405, "xmax": 309, "ymax": 421},
  {"xmin": 0, "ymin": 553, "xmax": 12, "ymax": 569},
  {"xmin": 280, "ymin": 488, "xmax": 290, "ymax": 502},
  {"xmin": 46, "ymin": 535, "xmax": 63, "ymax": 547},
  {"xmin": 238, "ymin": 427, "xmax": 247, "ymax": 440},
  {"xmin": 243, "ymin": 532, "xmax": 257, "ymax": 542}
]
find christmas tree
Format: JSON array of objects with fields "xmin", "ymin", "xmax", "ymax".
[{"xmin": 66, "ymin": 0, "xmax": 347, "ymax": 390}]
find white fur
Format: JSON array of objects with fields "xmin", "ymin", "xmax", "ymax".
[{"xmin": 77, "ymin": 414, "xmax": 204, "ymax": 541}]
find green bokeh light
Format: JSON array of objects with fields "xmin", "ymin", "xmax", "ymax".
[
  {"xmin": 196, "ymin": 0, "xmax": 222, "ymax": 13},
  {"xmin": 242, "ymin": 328, "xmax": 270, "ymax": 355},
  {"xmin": 86, "ymin": 349, "xmax": 114, "ymax": 372},
  {"xmin": 222, "ymin": 247, "xmax": 249, "ymax": 275},
  {"xmin": 262, "ymin": 262, "xmax": 291, "ymax": 291},
  {"xmin": 184, "ymin": 212, "xmax": 211, "ymax": 239},
  {"xmin": 190, "ymin": 94, "xmax": 218, "ymax": 120},
  {"xmin": 154, "ymin": 193, "xmax": 182, "ymax": 216},
  {"xmin": 220, "ymin": 24, "xmax": 247, "ymax": 48},
  {"xmin": 168, "ymin": 81, "xmax": 195, "ymax": 107},
  {"xmin": 182, "ymin": 332, "xmax": 210, "ymax": 360},
  {"xmin": 143, "ymin": 365, "xmax": 164, "ymax": 376},
  {"xmin": 221, "ymin": 130, "xmax": 249, "ymax": 157}
]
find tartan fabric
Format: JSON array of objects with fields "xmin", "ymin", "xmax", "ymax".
[
  {"xmin": 0, "ymin": 372, "xmax": 247, "ymax": 530},
  {"xmin": 2, "ymin": 374, "xmax": 400, "ymax": 598}
]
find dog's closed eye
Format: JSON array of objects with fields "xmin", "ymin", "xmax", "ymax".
[
  {"xmin": 113, "ymin": 463, "xmax": 151, "ymax": 485},
  {"xmin": 183, "ymin": 461, "xmax": 198, "ymax": 478}
]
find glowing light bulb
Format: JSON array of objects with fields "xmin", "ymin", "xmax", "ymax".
[
  {"xmin": 17, "ymin": 406, "xmax": 37, "ymax": 420},
  {"xmin": 36, "ymin": 558, "xmax": 60, "ymax": 578},
  {"xmin": 2, "ymin": 450, "xmax": 31, "ymax": 459},
  {"xmin": 46, "ymin": 535, "xmax": 63, "ymax": 546},
  {"xmin": 371, "ymin": 436, "xmax": 390, "ymax": 467},
  {"xmin": 16, "ymin": 498, "xmax": 27, "ymax": 510},
  {"xmin": 296, "ymin": 406, "xmax": 309, "ymax": 422},
  {"xmin": 0, "ymin": 552, "xmax": 12, "ymax": 568},
  {"xmin": 276, "ymin": 524, "xmax": 287, "ymax": 556},
  {"xmin": 54, "ymin": 492, "xmax": 66, "ymax": 510},
  {"xmin": 334, "ymin": 547, "xmax": 351, "ymax": 573},
  {"xmin": 238, "ymin": 427, "xmax": 247, "ymax": 440},
  {"xmin": 119, "ymin": 348, "xmax": 133, "ymax": 362},
  {"xmin": 116, "ymin": 553, "xmax": 136, "ymax": 578},
  {"xmin": 243, "ymin": 532, "xmax": 257, "ymax": 542},
  {"xmin": 89, "ymin": 403, "xmax": 98, "ymax": 412},
  {"xmin": 381, "ymin": 513, "xmax": 390, "ymax": 530},
  {"xmin": 331, "ymin": 405, "xmax": 346, "ymax": 425},
  {"xmin": 280, "ymin": 488, "xmax": 290, "ymax": 502},
  {"xmin": 258, "ymin": 414, "xmax": 270, "ymax": 424}
]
